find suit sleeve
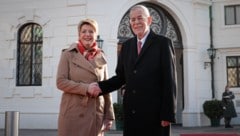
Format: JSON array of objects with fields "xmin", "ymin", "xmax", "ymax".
[
  {"xmin": 98, "ymin": 44, "xmax": 126, "ymax": 95},
  {"xmin": 160, "ymin": 38, "xmax": 177, "ymax": 123}
]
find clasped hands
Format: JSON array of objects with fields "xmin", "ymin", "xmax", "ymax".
[{"xmin": 87, "ymin": 82, "xmax": 102, "ymax": 97}]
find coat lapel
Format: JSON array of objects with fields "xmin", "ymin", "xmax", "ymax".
[
  {"xmin": 71, "ymin": 52, "xmax": 96, "ymax": 75},
  {"xmin": 135, "ymin": 31, "xmax": 155, "ymax": 62},
  {"xmin": 69, "ymin": 44, "xmax": 107, "ymax": 81},
  {"xmin": 67, "ymin": 43, "xmax": 96, "ymax": 75}
]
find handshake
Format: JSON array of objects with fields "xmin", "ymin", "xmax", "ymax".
[{"xmin": 87, "ymin": 82, "xmax": 102, "ymax": 97}]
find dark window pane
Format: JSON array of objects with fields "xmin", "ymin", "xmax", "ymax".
[
  {"xmin": 227, "ymin": 68, "xmax": 237, "ymax": 87},
  {"xmin": 33, "ymin": 63, "xmax": 42, "ymax": 84},
  {"xmin": 227, "ymin": 57, "xmax": 237, "ymax": 67},
  {"xmin": 239, "ymin": 68, "xmax": 240, "ymax": 86},
  {"xmin": 33, "ymin": 44, "xmax": 42, "ymax": 63},
  {"xmin": 32, "ymin": 43, "xmax": 42, "ymax": 85},
  {"xmin": 33, "ymin": 25, "xmax": 43, "ymax": 42},
  {"xmin": 19, "ymin": 61, "xmax": 31, "ymax": 85},
  {"xmin": 236, "ymin": 6, "xmax": 240, "ymax": 24},
  {"xmin": 225, "ymin": 6, "xmax": 235, "ymax": 25},
  {"xmin": 238, "ymin": 56, "xmax": 240, "ymax": 66},
  {"xmin": 20, "ymin": 25, "xmax": 32, "ymax": 43}
]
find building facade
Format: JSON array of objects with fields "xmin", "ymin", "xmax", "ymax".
[{"xmin": 0, "ymin": 0, "xmax": 239, "ymax": 129}]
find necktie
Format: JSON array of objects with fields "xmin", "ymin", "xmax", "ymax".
[{"xmin": 137, "ymin": 41, "xmax": 142, "ymax": 55}]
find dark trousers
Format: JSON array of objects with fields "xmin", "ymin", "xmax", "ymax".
[
  {"xmin": 123, "ymin": 125, "xmax": 171, "ymax": 136},
  {"xmin": 224, "ymin": 117, "xmax": 232, "ymax": 127},
  {"xmin": 160, "ymin": 125, "xmax": 170, "ymax": 136}
]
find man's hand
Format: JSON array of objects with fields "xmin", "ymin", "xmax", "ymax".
[
  {"xmin": 87, "ymin": 82, "xmax": 102, "ymax": 97},
  {"xmin": 161, "ymin": 120, "xmax": 170, "ymax": 127}
]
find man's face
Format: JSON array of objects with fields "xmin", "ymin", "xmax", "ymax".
[{"xmin": 129, "ymin": 8, "xmax": 152, "ymax": 39}]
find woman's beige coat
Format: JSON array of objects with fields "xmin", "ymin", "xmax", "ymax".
[{"xmin": 56, "ymin": 43, "xmax": 115, "ymax": 136}]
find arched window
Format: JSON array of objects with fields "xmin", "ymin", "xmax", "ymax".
[{"xmin": 17, "ymin": 23, "xmax": 43, "ymax": 86}]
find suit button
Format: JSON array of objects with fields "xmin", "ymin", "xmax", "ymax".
[
  {"xmin": 131, "ymin": 110, "xmax": 136, "ymax": 114},
  {"xmin": 133, "ymin": 70, "xmax": 137, "ymax": 74},
  {"xmin": 132, "ymin": 90, "xmax": 136, "ymax": 94}
]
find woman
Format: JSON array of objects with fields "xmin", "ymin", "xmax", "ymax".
[
  {"xmin": 56, "ymin": 18, "xmax": 114, "ymax": 136},
  {"xmin": 222, "ymin": 85, "xmax": 237, "ymax": 128}
]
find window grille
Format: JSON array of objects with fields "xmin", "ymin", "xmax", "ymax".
[
  {"xmin": 117, "ymin": 3, "xmax": 182, "ymax": 48},
  {"xmin": 17, "ymin": 23, "xmax": 43, "ymax": 86},
  {"xmin": 226, "ymin": 56, "xmax": 240, "ymax": 87}
]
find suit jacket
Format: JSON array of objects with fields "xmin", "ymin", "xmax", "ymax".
[
  {"xmin": 99, "ymin": 30, "xmax": 177, "ymax": 136},
  {"xmin": 56, "ymin": 43, "xmax": 114, "ymax": 136}
]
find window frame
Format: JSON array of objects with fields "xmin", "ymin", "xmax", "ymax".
[
  {"xmin": 226, "ymin": 56, "xmax": 240, "ymax": 87},
  {"xmin": 225, "ymin": 4, "xmax": 240, "ymax": 25},
  {"xmin": 16, "ymin": 23, "xmax": 43, "ymax": 86}
]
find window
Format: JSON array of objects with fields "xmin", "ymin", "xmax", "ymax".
[
  {"xmin": 226, "ymin": 56, "xmax": 240, "ymax": 87},
  {"xmin": 17, "ymin": 23, "xmax": 43, "ymax": 86},
  {"xmin": 225, "ymin": 5, "xmax": 240, "ymax": 25}
]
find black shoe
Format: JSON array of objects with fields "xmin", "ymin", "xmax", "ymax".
[{"xmin": 225, "ymin": 125, "xmax": 233, "ymax": 128}]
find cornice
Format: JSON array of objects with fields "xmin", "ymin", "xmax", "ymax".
[{"xmin": 193, "ymin": 0, "xmax": 212, "ymax": 6}]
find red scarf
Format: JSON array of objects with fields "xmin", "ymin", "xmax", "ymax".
[{"xmin": 77, "ymin": 40, "xmax": 100, "ymax": 60}]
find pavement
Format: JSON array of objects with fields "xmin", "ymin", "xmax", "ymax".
[{"xmin": 0, "ymin": 124, "xmax": 239, "ymax": 136}]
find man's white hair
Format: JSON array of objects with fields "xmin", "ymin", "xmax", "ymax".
[{"xmin": 130, "ymin": 5, "xmax": 150, "ymax": 17}]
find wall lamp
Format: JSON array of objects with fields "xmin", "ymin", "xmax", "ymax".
[
  {"xmin": 96, "ymin": 35, "xmax": 104, "ymax": 49},
  {"xmin": 204, "ymin": 47, "xmax": 217, "ymax": 69},
  {"xmin": 204, "ymin": 61, "xmax": 211, "ymax": 69}
]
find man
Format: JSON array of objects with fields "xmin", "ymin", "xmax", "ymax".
[{"xmin": 88, "ymin": 5, "xmax": 177, "ymax": 136}]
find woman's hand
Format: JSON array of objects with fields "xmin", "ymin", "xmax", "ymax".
[{"xmin": 101, "ymin": 119, "xmax": 113, "ymax": 131}]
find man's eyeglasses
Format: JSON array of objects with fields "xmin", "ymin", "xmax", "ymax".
[{"xmin": 130, "ymin": 17, "xmax": 146, "ymax": 23}]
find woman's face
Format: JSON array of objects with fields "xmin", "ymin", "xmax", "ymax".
[{"xmin": 79, "ymin": 24, "xmax": 97, "ymax": 49}]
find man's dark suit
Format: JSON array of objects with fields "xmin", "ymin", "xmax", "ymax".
[{"xmin": 99, "ymin": 30, "xmax": 177, "ymax": 136}]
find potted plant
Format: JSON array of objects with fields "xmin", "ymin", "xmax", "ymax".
[
  {"xmin": 113, "ymin": 103, "xmax": 123, "ymax": 130},
  {"xmin": 203, "ymin": 99, "xmax": 224, "ymax": 127}
]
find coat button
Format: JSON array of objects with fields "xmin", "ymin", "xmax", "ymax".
[
  {"xmin": 133, "ymin": 70, "xmax": 137, "ymax": 74},
  {"xmin": 131, "ymin": 110, "xmax": 136, "ymax": 114},
  {"xmin": 132, "ymin": 90, "xmax": 136, "ymax": 94}
]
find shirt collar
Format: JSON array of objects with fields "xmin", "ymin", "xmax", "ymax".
[{"xmin": 138, "ymin": 30, "xmax": 150, "ymax": 47}]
